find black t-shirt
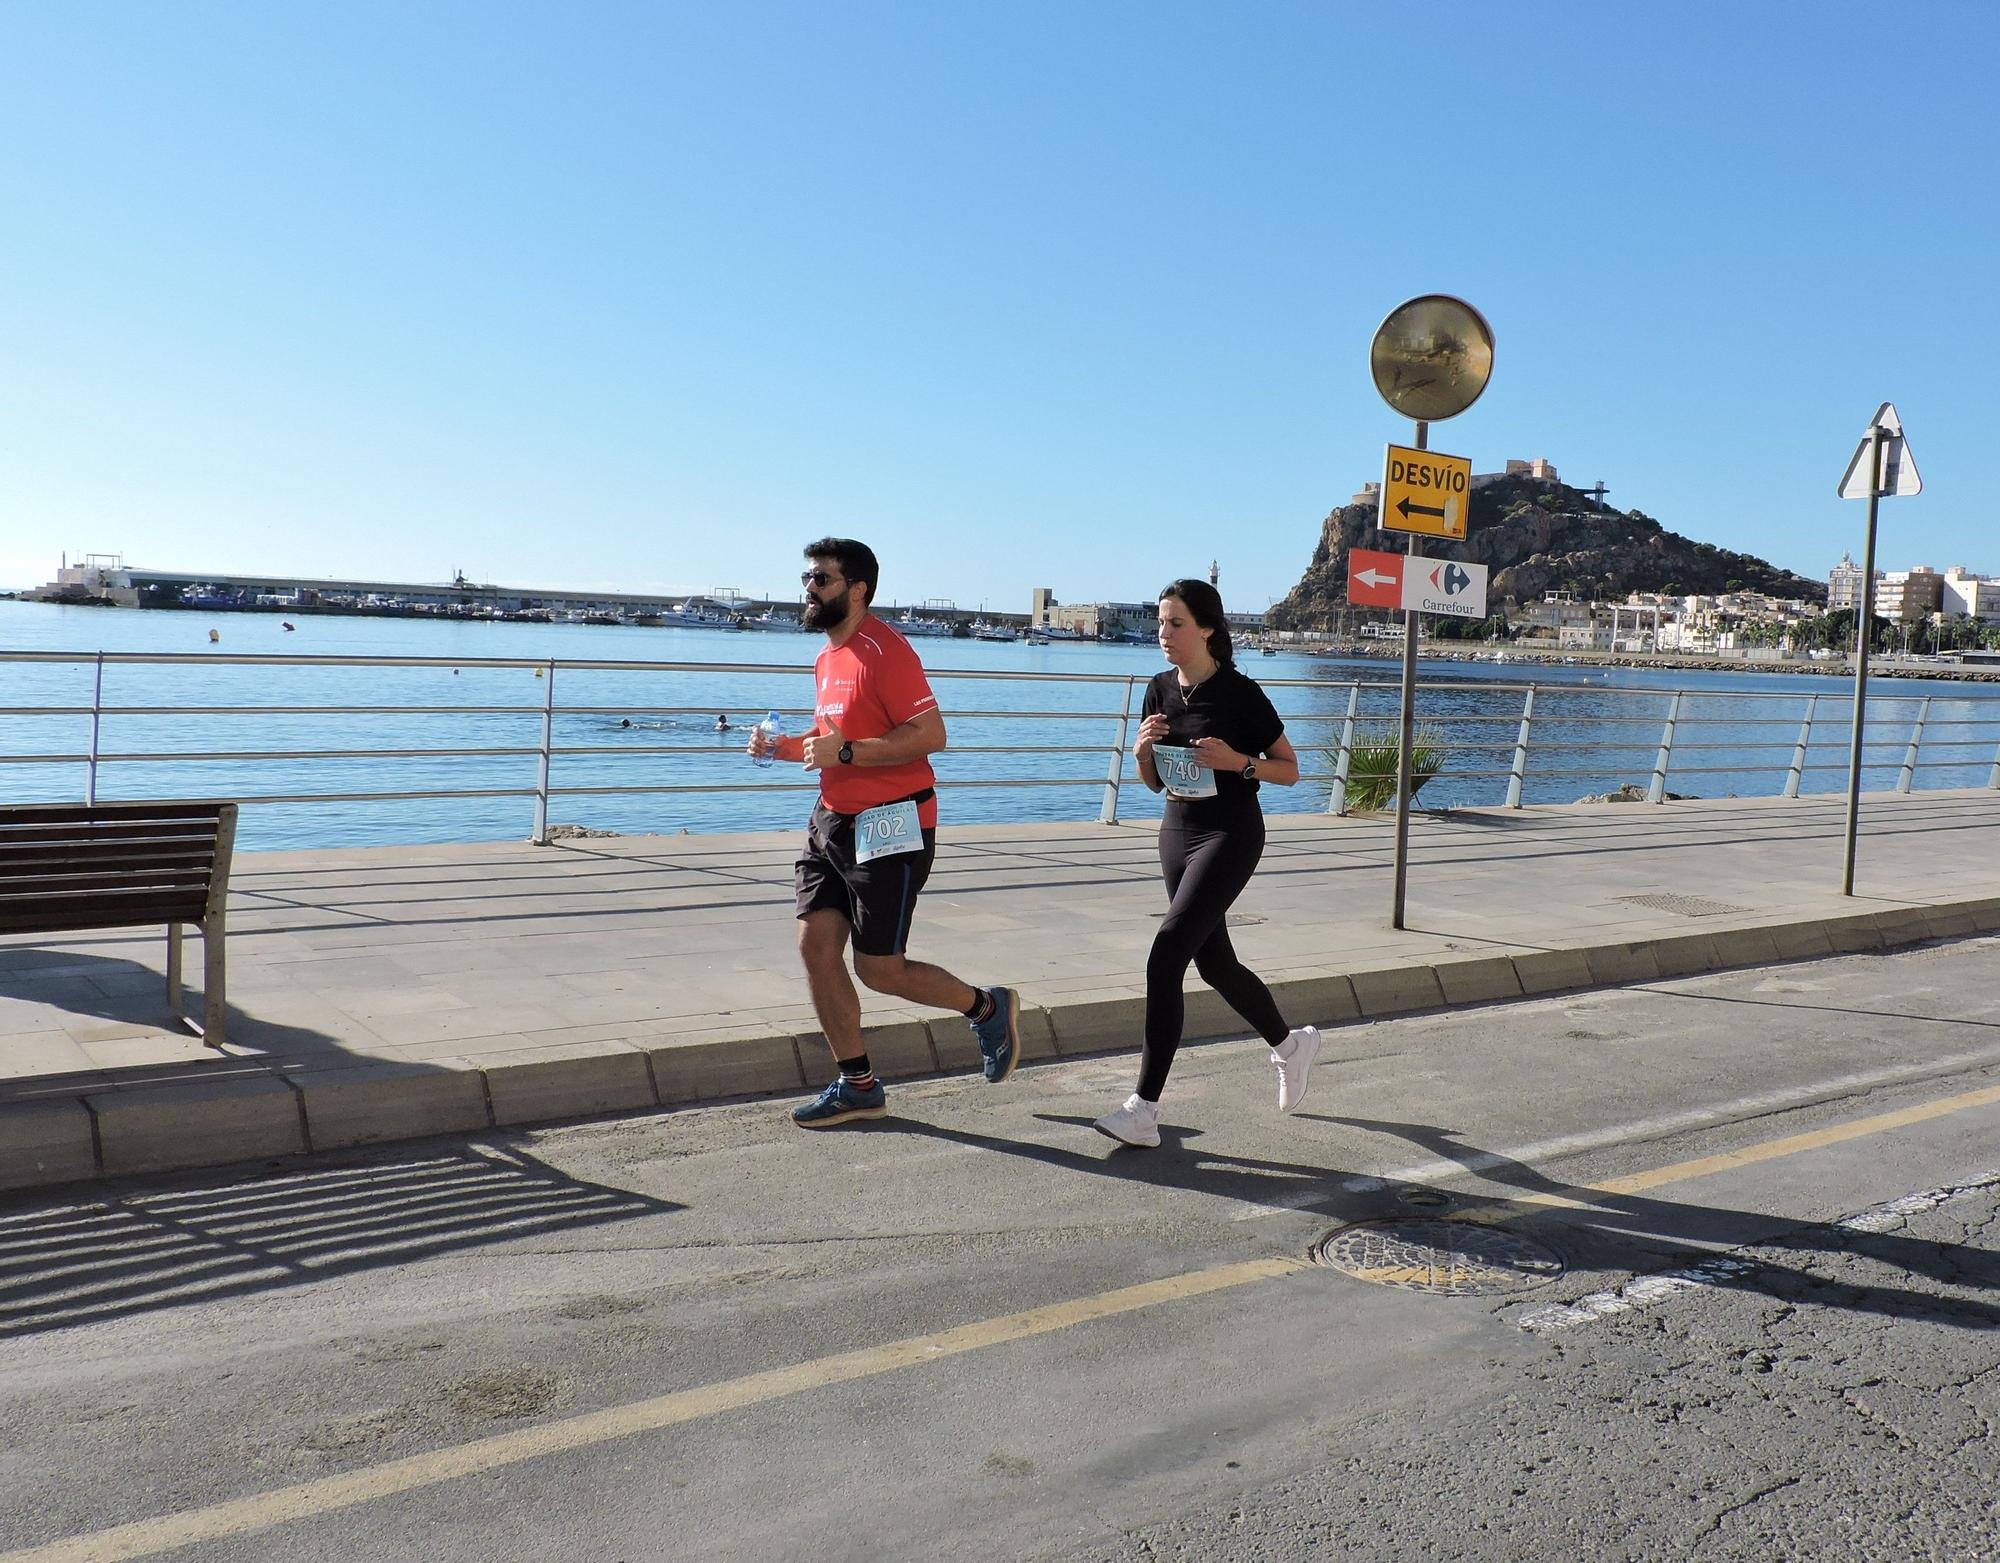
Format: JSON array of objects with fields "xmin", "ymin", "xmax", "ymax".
[{"xmin": 1142, "ymin": 665, "xmax": 1285, "ymax": 817}]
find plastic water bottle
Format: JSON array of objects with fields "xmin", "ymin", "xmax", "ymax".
[{"xmin": 752, "ymin": 710, "xmax": 782, "ymax": 768}]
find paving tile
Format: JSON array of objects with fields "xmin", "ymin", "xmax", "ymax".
[
  {"xmin": 644, "ymin": 1029, "xmax": 804, "ymax": 1104},
  {"xmin": 469, "ymin": 1041, "xmax": 658, "ymax": 1126},
  {"xmin": 1432, "ymin": 957, "xmax": 1525, "ymax": 1008},
  {"xmin": 1510, "ymin": 949, "xmax": 1594, "ymax": 996},
  {"xmin": 0, "ymin": 1098, "xmax": 97, "ymax": 1187},
  {"xmin": 1349, "ymin": 966, "xmax": 1447, "ymax": 1019},
  {"xmin": 294, "ymin": 1062, "xmax": 491, "ymax": 1151},
  {"xmin": 88, "ymin": 1076, "xmax": 305, "ymax": 1176}
]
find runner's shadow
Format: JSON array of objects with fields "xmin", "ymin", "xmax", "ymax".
[
  {"xmin": 877, "ymin": 1114, "xmax": 1354, "ymax": 1214},
  {"xmin": 1324, "ymin": 1114, "xmax": 2000, "ymax": 1324}
]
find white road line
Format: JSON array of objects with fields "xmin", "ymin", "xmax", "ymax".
[
  {"xmin": 1516, "ymin": 1170, "xmax": 2000, "ymax": 1334},
  {"xmin": 1228, "ymin": 1043, "xmax": 2000, "ymax": 1222}
]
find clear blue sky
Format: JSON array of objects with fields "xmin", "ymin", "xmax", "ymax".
[{"xmin": 4, "ymin": 2, "xmax": 1995, "ymax": 610}]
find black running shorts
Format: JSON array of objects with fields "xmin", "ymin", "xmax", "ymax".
[{"xmin": 794, "ymin": 801, "xmax": 937, "ymax": 957}]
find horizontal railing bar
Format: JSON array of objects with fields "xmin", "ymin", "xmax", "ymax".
[
  {"xmin": 548, "ymin": 779, "xmax": 1102, "ymax": 798},
  {"xmin": 88, "ymin": 788, "xmax": 544, "ymax": 806},
  {"xmin": 97, "ymin": 748, "xmax": 539, "ymax": 763}
]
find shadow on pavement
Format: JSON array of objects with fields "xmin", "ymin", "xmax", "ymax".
[
  {"xmin": 1324, "ymin": 1114, "xmax": 2000, "ymax": 1327},
  {"xmin": 0, "ymin": 1146, "xmax": 681, "ymax": 1338}
]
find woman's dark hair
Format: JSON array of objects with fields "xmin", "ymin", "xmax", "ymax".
[
  {"xmin": 804, "ymin": 537, "xmax": 879, "ymax": 606},
  {"xmin": 1159, "ymin": 578, "xmax": 1234, "ymax": 668}
]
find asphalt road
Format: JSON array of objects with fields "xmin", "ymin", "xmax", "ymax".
[{"xmin": 3, "ymin": 938, "xmax": 1997, "ymax": 1562}]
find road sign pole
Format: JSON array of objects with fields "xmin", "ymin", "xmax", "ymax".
[
  {"xmin": 1391, "ymin": 420, "xmax": 1428, "ymax": 929},
  {"xmin": 1841, "ymin": 426, "xmax": 1886, "ymax": 896}
]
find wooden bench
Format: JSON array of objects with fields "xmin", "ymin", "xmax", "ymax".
[{"xmin": 0, "ymin": 801, "xmax": 239, "ymax": 1048}]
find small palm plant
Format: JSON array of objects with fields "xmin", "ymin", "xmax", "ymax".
[{"xmin": 1334, "ymin": 724, "xmax": 1446, "ymax": 813}]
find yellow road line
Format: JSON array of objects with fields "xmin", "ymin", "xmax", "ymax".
[
  {"xmin": 0, "ymin": 1258, "xmax": 1305, "ymax": 1563},
  {"xmin": 1496, "ymin": 1080, "xmax": 2000, "ymax": 1214},
  {"xmin": 10, "ymin": 1078, "xmax": 1999, "ymax": 1563}
]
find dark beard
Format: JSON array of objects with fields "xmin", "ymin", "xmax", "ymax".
[{"xmin": 803, "ymin": 588, "xmax": 854, "ymax": 631}]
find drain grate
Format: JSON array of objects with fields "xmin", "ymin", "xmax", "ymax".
[
  {"xmin": 1311, "ymin": 1220, "xmax": 1564, "ymax": 1296},
  {"xmin": 1613, "ymin": 892, "xmax": 1751, "ymax": 918}
]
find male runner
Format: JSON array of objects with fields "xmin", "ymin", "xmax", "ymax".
[{"xmin": 750, "ymin": 537, "xmax": 1020, "ymax": 1126}]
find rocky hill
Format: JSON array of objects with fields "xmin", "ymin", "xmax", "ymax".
[{"xmin": 1267, "ymin": 475, "xmax": 1825, "ymax": 629}]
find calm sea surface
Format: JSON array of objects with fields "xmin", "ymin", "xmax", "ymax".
[{"xmin": 4, "ymin": 600, "xmax": 1994, "ymax": 852}]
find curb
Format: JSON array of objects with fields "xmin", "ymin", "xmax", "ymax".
[{"xmin": 6, "ymin": 896, "xmax": 1999, "ymax": 1193}]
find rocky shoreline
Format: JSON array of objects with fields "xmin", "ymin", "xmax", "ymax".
[{"xmin": 1304, "ymin": 643, "xmax": 2000, "ymax": 682}]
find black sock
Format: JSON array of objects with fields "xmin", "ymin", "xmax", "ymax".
[
  {"xmin": 964, "ymin": 988, "xmax": 995, "ymax": 1023},
  {"xmin": 840, "ymin": 1054, "xmax": 874, "ymax": 1089}
]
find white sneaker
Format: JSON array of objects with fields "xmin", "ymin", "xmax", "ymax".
[
  {"xmin": 1273, "ymin": 1026, "xmax": 1320, "ymax": 1114},
  {"xmin": 1094, "ymin": 1093, "xmax": 1161, "ymax": 1148}
]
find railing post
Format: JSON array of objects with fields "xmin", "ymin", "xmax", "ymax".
[
  {"xmin": 1897, "ymin": 696, "xmax": 1930, "ymax": 794},
  {"xmin": 531, "ymin": 660, "xmax": 555, "ymax": 843},
  {"xmin": 85, "ymin": 652, "xmax": 105, "ymax": 805},
  {"xmin": 1989, "ymin": 734, "xmax": 2000, "ymax": 791},
  {"xmin": 1327, "ymin": 684, "xmax": 1360, "ymax": 815},
  {"xmin": 1504, "ymin": 685, "xmax": 1536, "ymax": 809},
  {"xmin": 1646, "ymin": 691, "xmax": 1682, "ymax": 804},
  {"xmin": 1783, "ymin": 693, "xmax": 1816, "ymax": 799},
  {"xmin": 1099, "ymin": 677, "xmax": 1138, "ymax": 824}
]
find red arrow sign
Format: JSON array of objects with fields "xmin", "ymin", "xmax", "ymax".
[{"xmin": 1348, "ymin": 547, "xmax": 1404, "ymax": 609}]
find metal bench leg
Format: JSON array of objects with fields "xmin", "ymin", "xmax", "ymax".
[
  {"xmin": 202, "ymin": 912, "xmax": 227, "ymax": 1050},
  {"xmin": 167, "ymin": 922, "xmax": 184, "ymax": 1010}
]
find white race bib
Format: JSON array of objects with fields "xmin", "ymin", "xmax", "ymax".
[
  {"xmin": 1153, "ymin": 744, "xmax": 1217, "ymax": 800},
  {"xmin": 855, "ymin": 799, "xmax": 923, "ymax": 863}
]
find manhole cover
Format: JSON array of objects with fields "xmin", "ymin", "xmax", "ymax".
[
  {"xmin": 1310, "ymin": 1220, "xmax": 1564, "ymax": 1295},
  {"xmin": 1612, "ymin": 892, "xmax": 1751, "ymax": 918}
]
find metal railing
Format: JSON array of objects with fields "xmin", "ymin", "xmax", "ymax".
[{"xmin": 4, "ymin": 651, "xmax": 1999, "ymax": 848}]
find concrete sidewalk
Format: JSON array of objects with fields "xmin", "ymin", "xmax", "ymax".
[{"xmin": 4, "ymin": 790, "xmax": 1998, "ymax": 1190}]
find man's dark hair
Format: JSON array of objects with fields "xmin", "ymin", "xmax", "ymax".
[
  {"xmin": 1160, "ymin": 578, "xmax": 1235, "ymax": 668},
  {"xmin": 805, "ymin": 537, "xmax": 879, "ymax": 607}
]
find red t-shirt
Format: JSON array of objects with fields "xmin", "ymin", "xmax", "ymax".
[{"xmin": 812, "ymin": 615, "xmax": 940, "ymax": 827}]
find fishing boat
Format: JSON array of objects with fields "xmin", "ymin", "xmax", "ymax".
[{"xmin": 971, "ymin": 620, "xmax": 1020, "ymax": 642}]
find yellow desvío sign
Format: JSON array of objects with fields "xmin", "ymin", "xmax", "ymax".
[{"xmin": 1379, "ymin": 444, "xmax": 1472, "ymax": 539}]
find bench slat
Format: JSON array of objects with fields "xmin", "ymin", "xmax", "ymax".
[
  {"xmin": 0, "ymin": 821, "xmax": 223, "ymax": 846},
  {"xmin": 0, "ymin": 842, "xmax": 218, "ymax": 874},
  {"xmin": 0, "ymin": 868, "xmax": 213, "ymax": 896},
  {"xmin": 0, "ymin": 895, "xmax": 209, "ymax": 931},
  {"xmin": 0, "ymin": 802, "xmax": 228, "ymax": 822}
]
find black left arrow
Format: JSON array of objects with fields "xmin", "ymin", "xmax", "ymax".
[{"xmin": 1397, "ymin": 496, "xmax": 1447, "ymax": 521}]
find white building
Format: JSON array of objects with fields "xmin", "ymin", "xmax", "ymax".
[
  {"xmin": 1827, "ymin": 552, "xmax": 1870, "ymax": 612},
  {"xmin": 1941, "ymin": 566, "xmax": 2000, "ymax": 624}
]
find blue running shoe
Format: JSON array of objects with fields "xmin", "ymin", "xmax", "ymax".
[
  {"xmin": 972, "ymin": 986, "xmax": 1021, "ymax": 1083},
  {"xmin": 791, "ymin": 1076, "xmax": 888, "ymax": 1128}
]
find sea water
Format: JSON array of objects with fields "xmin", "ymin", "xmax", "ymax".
[{"xmin": 2, "ymin": 599, "xmax": 1991, "ymax": 852}]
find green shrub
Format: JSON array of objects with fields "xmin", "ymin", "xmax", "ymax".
[{"xmin": 1334, "ymin": 724, "xmax": 1445, "ymax": 812}]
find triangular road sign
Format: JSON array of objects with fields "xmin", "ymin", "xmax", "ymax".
[{"xmin": 1838, "ymin": 401, "xmax": 1922, "ymax": 499}]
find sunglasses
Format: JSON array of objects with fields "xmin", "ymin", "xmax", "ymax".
[{"xmin": 801, "ymin": 570, "xmax": 844, "ymax": 588}]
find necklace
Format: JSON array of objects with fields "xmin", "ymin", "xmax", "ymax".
[{"xmin": 1177, "ymin": 664, "xmax": 1219, "ymax": 695}]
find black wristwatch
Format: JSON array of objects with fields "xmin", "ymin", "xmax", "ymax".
[
  {"xmin": 1240, "ymin": 759, "xmax": 1258, "ymax": 779},
  {"xmin": 838, "ymin": 741, "xmax": 855, "ymax": 766}
]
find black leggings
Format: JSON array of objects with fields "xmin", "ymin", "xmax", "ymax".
[{"xmin": 1139, "ymin": 806, "xmax": 1289, "ymax": 1101}]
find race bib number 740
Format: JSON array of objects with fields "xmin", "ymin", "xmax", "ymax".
[{"xmin": 1152, "ymin": 744, "xmax": 1217, "ymax": 799}]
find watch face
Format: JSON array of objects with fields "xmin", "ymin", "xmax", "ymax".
[{"xmin": 839, "ymin": 742, "xmax": 854, "ymax": 764}]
